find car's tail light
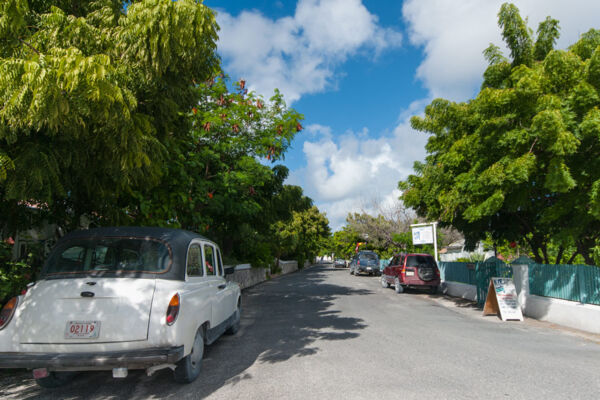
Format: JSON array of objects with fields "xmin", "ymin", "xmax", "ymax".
[
  {"xmin": 0, "ymin": 297, "xmax": 19, "ymax": 330},
  {"xmin": 166, "ymin": 293, "xmax": 180, "ymax": 326}
]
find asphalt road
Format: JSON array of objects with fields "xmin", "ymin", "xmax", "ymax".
[{"xmin": 1, "ymin": 264, "xmax": 599, "ymax": 399}]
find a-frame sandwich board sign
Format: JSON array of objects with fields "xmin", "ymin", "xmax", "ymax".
[{"xmin": 483, "ymin": 277, "xmax": 523, "ymax": 321}]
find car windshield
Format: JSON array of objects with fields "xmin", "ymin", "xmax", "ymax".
[
  {"xmin": 406, "ymin": 255, "xmax": 436, "ymax": 267},
  {"xmin": 44, "ymin": 237, "xmax": 171, "ymax": 276}
]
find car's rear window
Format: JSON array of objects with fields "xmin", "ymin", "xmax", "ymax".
[
  {"xmin": 44, "ymin": 238, "xmax": 171, "ymax": 275},
  {"xmin": 359, "ymin": 253, "xmax": 379, "ymax": 262},
  {"xmin": 406, "ymin": 255, "xmax": 436, "ymax": 267}
]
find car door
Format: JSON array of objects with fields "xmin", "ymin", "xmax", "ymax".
[
  {"xmin": 202, "ymin": 242, "xmax": 229, "ymax": 328},
  {"xmin": 384, "ymin": 255, "xmax": 398, "ymax": 282},
  {"xmin": 216, "ymin": 248, "xmax": 236, "ymax": 316},
  {"xmin": 390, "ymin": 254, "xmax": 404, "ymax": 279},
  {"xmin": 181, "ymin": 241, "xmax": 213, "ymax": 330}
]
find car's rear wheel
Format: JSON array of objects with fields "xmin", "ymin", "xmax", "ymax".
[
  {"xmin": 35, "ymin": 372, "xmax": 76, "ymax": 388},
  {"xmin": 381, "ymin": 275, "xmax": 389, "ymax": 288},
  {"xmin": 174, "ymin": 327, "xmax": 204, "ymax": 383},
  {"xmin": 394, "ymin": 278, "xmax": 404, "ymax": 294},
  {"xmin": 350, "ymin": 267, "xmax": 354, "ymax": 275},
  {"xmin": 429, "ymin": 285, "xmax": 438, "ymax": 294}
]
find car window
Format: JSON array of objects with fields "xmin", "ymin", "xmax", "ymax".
[
  {"xmin": 406, "ymin": 255, "xmax": 436, "ymax": 267},
  {"xmin": 187, "ymin": 244, "xmax": 203, "ymax": 277},
  {"xmin": 204, "ymin": 244, "xmax": 216, "ymax": 276},
  {"xmin": 216, "ymin": 248, "xmax": 224, "ymax": 276},
  {"xmin": 359, "ymin": 253, "xmax": 378, "ymax": 262},
  {"xmin": 45, "ymin": 238, "xmax": 170, "ymax": 275}
]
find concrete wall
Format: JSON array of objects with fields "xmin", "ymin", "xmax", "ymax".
[
  {"xmin": 227, "ymin": 266, "xmax": 267, "ymax": 290},
  {"xmin": 441, "ymin": 263, "xmax": 600, "ymax": 334},
  {"xmin": 442, "ymin": 281, "xmax": 477, "ymax": 301},
  {"xmin": 279, "ymin": 260, "xmax": 298, "ymax": 275},
  {"xmin": 226, "ymin": 259, "xmax": 302, "ymax": 290}
]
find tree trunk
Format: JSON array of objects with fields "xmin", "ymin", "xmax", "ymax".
[{"xmin": 555, "ymin": 246, "xmax": 565, "ymax": 265}]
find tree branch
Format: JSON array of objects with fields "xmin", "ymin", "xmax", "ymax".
[{"xmin": 18, "ymin": 37, "xmax": 40, "ymax": 55}]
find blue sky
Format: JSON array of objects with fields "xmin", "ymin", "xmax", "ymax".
[{"xmin": 204, "ymin": 0, "xmax": 600, "ymax": 230}]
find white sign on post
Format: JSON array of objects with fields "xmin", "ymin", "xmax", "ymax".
[
  {"xmin": 412, "ymin": 225, "xmax": 434, "ymax": 245},
  {"xmin": 483, "ymin": 278, "xmax": 523, "ymax": 321}
]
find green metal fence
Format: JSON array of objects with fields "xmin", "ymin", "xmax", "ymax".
[
  {"xmin": 475, "ymin": 258, "xmax": 513, "ymax": 307},
  {"xmin": 438, "ymin": 262, "xmax": 476, "ymax": 285},
  {"xmin": 529, "ymin": 263, "xmax": 600, "ymax": 305},
  {"xmin": 439, "ymin": 259, "xmax": 512, "ymax": 306}
]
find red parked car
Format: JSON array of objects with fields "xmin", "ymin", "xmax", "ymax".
[{"xmin": 381, "ymin": 253, "xmax": 440, "ymax": 294}]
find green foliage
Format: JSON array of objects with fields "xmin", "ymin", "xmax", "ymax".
[
  {"xmin": 498, "ymin": 2, "xmax": 533, "ymax": 67},
  {"xmin": 0, "ymin": 242, "xmax": 43, "ymax": 305},
  {"xmin": 0, "ymin": 0, "xmax": 218, "ymax": 231},
  {"xmin": 534, "ymin": 17, "xmax": 560, "ymax": 61},
  {"xmin": 400, "ymin": 3, "xmax": 600, "ymax": 265},
  {"xmin": 330, "ymin": 226, "xmax": 361, "ymax": 259},
  {"xmin": 0, "ymin": 1, "xmax": 329, "ymax": 270},
  {"xmin": 278, "ymin": 206, "xmax": 330, "ymax": 266}
]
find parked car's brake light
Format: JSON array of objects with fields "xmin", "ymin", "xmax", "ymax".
[
  {"xmin": 166, "ymin": 293, "xmax": 180, "ymax": 326},
  {"xmin": 0, "ymin": 297, "xmax": 19, "ymax": 330}
]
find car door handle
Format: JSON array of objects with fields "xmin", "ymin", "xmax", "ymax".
[{"xmin": 218, "ymin": 284, "xmax": 226, "ymax": 290}]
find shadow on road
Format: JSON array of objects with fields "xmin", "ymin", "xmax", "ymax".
[{"xmin": 2, "ymin": 265, "xmax": 370, "ymax": 399}]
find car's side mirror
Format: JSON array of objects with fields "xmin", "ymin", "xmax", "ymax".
[{"xmin": 224, "ymin": 266, "xmax": 235, "ymax": 275}]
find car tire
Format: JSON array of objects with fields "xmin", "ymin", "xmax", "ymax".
[
  {"xmin": 394, "ymin": 278, "xmax": 404, "ymax": 294},
  {"xmin": 350, "ymin": 268, "xmax": 354, "ymax": 275},
  {"xmin": 174, "ymin": 327, "xmax": 204, "ymax": 383},
  {"xmin": 429, "ymin": 286, "xmax": 438, "ymax": 295},
  {"xmin": 381, "ymin": 275, "xmax": 389, "ymax": 288},
  {"xmin": 226, "ymin": 302, "xmax": 241, "ymax": 335},
  {"xmin": 35, "ymin": 372, "xmax": 76, "ymax": 388}
]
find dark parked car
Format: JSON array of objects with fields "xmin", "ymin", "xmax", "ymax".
[
  {"xmin": 381, "ymin": 253, "xmax": 440, "ymax": 293},
  {"xmin": 349, "ymin": 251, "xmax": 380, "ymax": 276}
]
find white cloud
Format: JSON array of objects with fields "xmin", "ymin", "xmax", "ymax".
[
  {"xmin": 216, "ymin": 0, "xmax": 402, "ymax": 103},
  {"xmin": 294, "ymin": 104, "xmax": 429, "ymax": 230},
  {"xmin": 402, "ymin": 0, "xmax": 600, "ymax": 101}
]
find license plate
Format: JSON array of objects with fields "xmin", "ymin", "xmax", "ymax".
[
  {"xmin": 406, "ymin": 271, "xmax": 415, "ymax": 276},
  {"xmin": 367, "ymin": 267, "xmax": 372, "ymax": 271},
  {"xmin": 65, "ymin": 321, "xmax": 100, "ymax": 339}
]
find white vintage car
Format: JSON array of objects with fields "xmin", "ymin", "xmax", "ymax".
[{"xmin": 0, "ymin": 227, "xmax": 241, "ymax": 387}]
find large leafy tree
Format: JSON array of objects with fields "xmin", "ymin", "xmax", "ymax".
[
  {"xmin": 281, "ymin": 206, "xmax": 331, "ymax": 266},
  {"xmin": 120, "ymin": 76, "xmax": 306, "ymax": 264},
  {"xmin": 0, "ymin": 0, "xmax": 219, "ymax": 231},
  {"xmin": 400, "ymin": 3, "xmax": 600, "ymax": 264}
]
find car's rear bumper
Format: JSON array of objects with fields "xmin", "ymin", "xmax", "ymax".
[
  {"xmin": 357, "ymin": 266, "xmax": 379, "ymax": 274},
  {"xmin": 0, "ymin": 346, "xmax": 184, "ymax": 370},
  {"xmin": 402, "ymin": 279, "xmax": 440, "ymax": 287}
]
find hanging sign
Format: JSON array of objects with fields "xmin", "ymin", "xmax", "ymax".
[
  {"xmin": 483, "ymin": 278, "xmax": 523, "ymax": 321},
  {"xmin": 411, "ymin": 225, "xmax": 434, "ymax": 245}
]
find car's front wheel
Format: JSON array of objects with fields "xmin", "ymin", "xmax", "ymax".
[
  {"xmin": 174, "ymin": 327, "xmax": 204, "ymax": 383},
  {"xmin": 394, "ymin": 278, "xmax": 404, "ymax": 294},
  {"xmin": 35, "ymin": 372, "xmax": 76, "ymax": 388}
]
